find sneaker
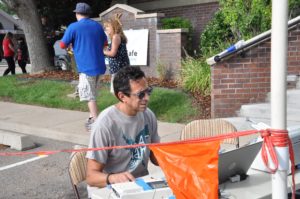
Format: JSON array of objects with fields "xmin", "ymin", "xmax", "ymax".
[{"xmin": 85, "ymin": 117, "xmax": 95, "ymax": 132}]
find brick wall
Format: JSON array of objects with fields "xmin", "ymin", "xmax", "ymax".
[
  {"xmin": 145, "ymin": 2, "xmax": 219, "ymax": 52},
  {"xmin": 211, "ymin": 26, "xmax": 300, "ymax": 118}
]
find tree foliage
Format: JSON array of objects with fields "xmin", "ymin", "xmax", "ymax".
[
  {"xmin": 289, "ymin": 0, "xmax": 300, "ymax": 18},
  {"xmin": 200, "ymin": 11, "xmax": 233, "ymax": 56},
  {"xmin": 200, "ymin": 0, "xmax": 300, "ymax": 57},
  {"xmin": 220, "ymin": 0, "xmax": 271, "ymax": 40},
  {"xmin": 200, "ymin": 0, "xmax": 271, "ymax": 56},
  {"xmin": 35, "ymin": 0, "xmax": 111, "ymax": 30},
  {"xmin": 0, "ymin": 1, "xmax": 14, "ymax": 14}
]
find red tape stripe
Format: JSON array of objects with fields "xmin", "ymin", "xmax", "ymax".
[{"xmin": 0, "ymin": 129, "xmax": 258, "ymax": 156}]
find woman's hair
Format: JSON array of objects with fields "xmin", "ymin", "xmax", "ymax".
[
  {"xmin": 4, "ymin": 32, "xmax": 13, "ymax": 39},
  {"xmin": 104, "ymin": 14, "xmax": 127, "ymax": 43}
]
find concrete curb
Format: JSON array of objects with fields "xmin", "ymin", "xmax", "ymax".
[
  {"xmin": 0, "ymin": 129, "xmax": 35, "ymax": 151},
  {"xmin": 0, "ymin": 120, "xmax": 89, "ymax": 146}
]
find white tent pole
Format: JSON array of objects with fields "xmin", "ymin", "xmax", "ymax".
[{"xmin": 271, "ymin": 0, "xmax": 289, "ymax": 199}]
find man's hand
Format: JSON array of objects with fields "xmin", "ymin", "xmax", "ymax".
[
  {"xmin": 87, "ymin": 159, "xmax": 135, "ymax": 188},
  {"xmin": 108, "ymin": 171, "xmax": 135, "ymax": 184}
]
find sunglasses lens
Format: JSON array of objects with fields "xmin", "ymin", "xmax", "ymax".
[
  {"xmin": 137, "ymin": 92, "xmax": 146, "ymax": 99},
  {"xmin": 137, "ymin": 87, "xmax": 153, "ymax": 99}
]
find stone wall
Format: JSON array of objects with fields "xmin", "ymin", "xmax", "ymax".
[
  {"xmin": 157, "ymin": 29, "xmax": 188, "ymax": 79},
  {"xmin": 211, "ymin": 25, "xmax": 300, "ymax": 118}
]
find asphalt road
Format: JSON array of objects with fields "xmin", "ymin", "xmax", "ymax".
[{"xmin": 0, "ymin": 135, "xmax": 87, "ymax": 199}]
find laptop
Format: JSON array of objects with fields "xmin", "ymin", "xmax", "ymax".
[{"xmin": 218, "ymin": 141, "xmax": 262, "ymax": 184}]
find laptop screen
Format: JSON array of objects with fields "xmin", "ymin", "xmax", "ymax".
[{"xmin": 218, "ymin": 141, "xmax": 262, "ymax": 184}]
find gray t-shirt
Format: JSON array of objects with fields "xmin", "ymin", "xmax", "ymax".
[{"xmin": 86, "ymin": 105, "xmax": 160, "ymax": 177}]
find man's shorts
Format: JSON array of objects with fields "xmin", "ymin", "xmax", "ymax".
[{"xmin": 78, "ymin": 73, "xmax": 100, "ymax": 102}]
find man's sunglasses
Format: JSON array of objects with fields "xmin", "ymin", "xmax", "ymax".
[{"xmin": 129, "ymin": 86, "xmax": 153, "ymax": 100}]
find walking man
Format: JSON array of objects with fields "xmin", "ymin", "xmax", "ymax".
[{"xmin": 60, "ymin": 2, "xmax": 107, "ymax": 131}]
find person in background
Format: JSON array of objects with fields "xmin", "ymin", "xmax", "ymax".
[
  {"xmin": 2, "ymin": 32, "xmax": 16, "ymax": 76},
  {"xmin": 16, "ymin": 37, "xmax": 28, "ymax": 74},
  {"xmin": 60, "ymin": 2, "xmax": 107, "ymax": 132},
  {"xmin": 103, "ymin": 13, "xmax": 130, "ymax": 93},
  {"xmin": 86, "ymin": 66, "xmax": 159, "ymax": 197}
]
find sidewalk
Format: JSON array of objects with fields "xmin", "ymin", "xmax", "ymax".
[
  {"xmin": 0, "ymin": 100, "xmax": 270, "ymax": 153},
  {"xmin": 0, "ymin": 61, "xmax": 31, "ymax": 75},
  {"xmin": 0, "ymin": 102, "xmax": 185, "ymax": 146},
  {"xmin": 2, "ymin": 100, "xmax": 300, "ymax": 152}
]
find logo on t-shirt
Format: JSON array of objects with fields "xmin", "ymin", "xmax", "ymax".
[{"xmin": 122, "ymin": 125, "xmax": 150, "ymax": 170}]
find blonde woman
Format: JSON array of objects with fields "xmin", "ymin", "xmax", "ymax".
[{"xmin": 103, "ymin": 14, "xmax": 130, "ymax": 93}]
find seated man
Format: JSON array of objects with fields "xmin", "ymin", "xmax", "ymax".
[{"xmin": 86, "ymin": 66, "xmax": 160, "ymax": 194}]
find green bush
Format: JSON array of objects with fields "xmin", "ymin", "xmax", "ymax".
[
  {"xmin": 220, "ymin": 0, "xmax": 271, "ymax": 40},
  {"xmin": 200, "ymin": 0, "xmax": 273, "ymax": 56},
  {"xmin": 161, "ymin": 17, "xmax": 193, "ymax": 53},
  {"xmin": 161, "ymin": 17, "xmax": 193, "ymax": 31},
  {"xmin": 181, "ymin": 57, "xmax": 211, "ymax": 95},
  {"xmin": 200, "ymin": 11, "xmax": 233, "ymax": 56}
]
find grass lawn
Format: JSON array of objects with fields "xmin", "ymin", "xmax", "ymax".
[{"xmin": 0, "ymin": 75, "xmax": 200, "ymax": 123}]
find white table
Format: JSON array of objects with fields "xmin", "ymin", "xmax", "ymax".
[
  {"xmin": 220, "ymin": 168, "xmax": 300, "ymax": 199},
  {"xmin": 91, "ymin": 168, "xmax": 300, "ymax": 199}
]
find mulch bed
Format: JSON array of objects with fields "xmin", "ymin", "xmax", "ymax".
[
  {"xmin": 20, "ymin": 70, "xmax": 79, "ymax": 81},
  {"xmin": 19, "ymin": 70, "xmax": 211, "ymax": 119}
]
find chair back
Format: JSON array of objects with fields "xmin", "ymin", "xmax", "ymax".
[
  {"xmin": 180, "ymin": 119, "xmax": 239, "ymax": 148},
  {"xmin": 68, "ymin": 150, "xmax": 87, "ymax": 199}
]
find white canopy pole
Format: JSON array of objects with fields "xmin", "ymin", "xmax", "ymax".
[{"xmin": 271, "ymin": 0, "xmax": 289, "ymax": 199}]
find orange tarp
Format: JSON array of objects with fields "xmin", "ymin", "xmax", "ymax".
[{"xmin": 150, "ymin": 141, "xmax": 220, "ymax": 199}]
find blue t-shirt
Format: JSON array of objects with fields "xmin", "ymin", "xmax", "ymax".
[{"xmin": 61, "ymin": 18, "xmax": 107, "ymax": 76}]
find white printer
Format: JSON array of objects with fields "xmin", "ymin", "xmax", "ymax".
[{"xmin": 109, "ymin": 178, "xmax": 174, "ymax": 199}]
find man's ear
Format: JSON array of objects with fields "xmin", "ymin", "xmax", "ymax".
[{"xmin": 117, "ymin": 91, "xmax": 127, "ymax": 103}]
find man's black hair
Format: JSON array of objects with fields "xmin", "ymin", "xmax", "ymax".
[{"xmin": 113, "ymin": 66, "xmax": 145, "ymax": 101}]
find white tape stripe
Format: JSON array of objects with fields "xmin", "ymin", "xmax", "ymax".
[{"xmin": 0, "ymin": 155, "xmax": 48, "ymax": 171}]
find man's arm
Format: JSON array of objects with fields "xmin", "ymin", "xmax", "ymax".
[
  {"xmin": 86, "ymin": 158, "xmax": 136, "ymax": 188},
  {"xmin": 60, "ymin": 41, "xmax": 67, "ymax": 49},
  {"xmin": 150, "ymin": 150, "xmax": 159, "ymax": 166},
  {"xmin": 103, "ymin": 34, "xmax": 121, "ymax": 57},
  {"xmin": 60, "ymin": 26, "xmax": 72, "ymax": 49}
]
